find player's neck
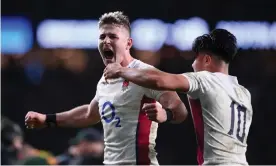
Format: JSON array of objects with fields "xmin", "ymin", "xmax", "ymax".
[
  {"xmin": 216, "ymin": 68, "xmax": 229, "ymax": 74},
  {"xmin": 209, "ymin": 62, "xmax": 229, "ymax": 74},
  {"xmin": 210, "ymin": 66, "xmax": 229, "ymax": 74},
  {"xmin": 120, "ymin": 53, "xmax": 134, "ymax": 67}
]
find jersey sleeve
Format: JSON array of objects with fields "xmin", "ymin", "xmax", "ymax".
[{"xmin": 182, "ymin": 71, "xmax": 210, "ymax": 99}]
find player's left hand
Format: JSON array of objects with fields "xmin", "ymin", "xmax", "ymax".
[
  {"xmin": 143, "ymin": 102, "xmax": 167, "ymax": 123},
  {"xmin": 104, "ymin": 63, "xmax": 122, "ymax": 79}
]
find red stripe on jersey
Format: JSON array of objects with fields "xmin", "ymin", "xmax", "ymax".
[
  {"xmin": 189, "ymin": 98, "xmax": 204, "ymax": 165},
  {"xmin": 135, "ymin": 96, "xmax": 155, "ymax": 165}
]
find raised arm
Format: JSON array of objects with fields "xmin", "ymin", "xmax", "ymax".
[
  {"xmin": 56, "ymin": 96, "xmax": 100, "ymax": 127},
  {"xmin": 104, "ymin": 63, "xmax": 190, "ymax": 93}
]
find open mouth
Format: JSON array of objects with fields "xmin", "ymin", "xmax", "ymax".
[{"xmin": 103, "ymin": 50, "xmax": 114, "ymax": 59}]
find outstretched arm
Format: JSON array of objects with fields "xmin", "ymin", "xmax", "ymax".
[
  {"xmin": 25, "ymin": 96, "xmax": 100, "ymax": 129},
  {"xmin": 104, "ymin": 63, "xmax": 190, "ymax": 93},
  {"xmin": 56, "ymin": 96, "xmax": 100, "ymax": 127}
]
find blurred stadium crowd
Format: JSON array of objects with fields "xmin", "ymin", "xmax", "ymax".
[{"xmin": 1, "ymin": 115, "xmax": 104, "ymax": 165}]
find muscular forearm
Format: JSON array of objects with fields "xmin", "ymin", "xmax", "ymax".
[{"xmin": 56, "ymin": 105, "xmax": 97, "ymax": 127}]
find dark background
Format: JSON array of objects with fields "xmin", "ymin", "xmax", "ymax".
[{"xmin": 2, "ymin": 0, "xmax": 276, "ymax": 164}]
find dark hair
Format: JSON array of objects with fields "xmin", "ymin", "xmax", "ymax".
[
  {"xmin": 192, "ymin": 29, "xmax": 238, "ymax": 63},
  {"xmin": 98, "ymin": 11, "xmax": 131, "ymax": 35}
]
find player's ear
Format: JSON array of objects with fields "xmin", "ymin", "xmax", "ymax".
[
  {"xmin": 126, "ymin": 38, "xmax": 133, "ymax": 50},
  {"xmin": 204, "ymin": 54, "xmax": 212, "ymax": 65}
]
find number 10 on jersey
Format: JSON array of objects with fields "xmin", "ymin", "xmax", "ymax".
[
  {"xmin": 228, "ymin": 101, "xmax": 247, "ymax": 143},
  {"xmin": 101, "ymin": 101, "xmax": 121, "ymax": 127}
]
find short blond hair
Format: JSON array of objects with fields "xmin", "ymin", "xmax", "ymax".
[{"xmin": 98, "ymin": 11, "xmax": 131, "ymax": 35}]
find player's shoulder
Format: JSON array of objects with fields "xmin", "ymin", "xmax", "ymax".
[
  {"xmin": 213, "ymin": 73, "xmax": 252, "ymax": 102},
  {"xmin": 237, "ymin": 84, "xmax": 251, "ymax": 100},
  {"xmin": 188, "ymin": 71, "xmax": 214, "ymax": 77},
  {"xmin": 199, "ymin": 71, "xmax": 229, "ymax": 79},
  {"xmin": 130, "ymin": 59, "xmax": 156, "ymax": 69},
  {"xmin": 96, "ymin": 74, "xmax": 106, "ymax": 88},
  {"xmin": 183, "ymin": 71, "xmax": 213, "ymax": 81}
]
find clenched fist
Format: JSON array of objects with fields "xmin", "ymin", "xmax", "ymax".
[
  {"xmin": 25, "ymin": 111, "xmax": 46, "ymax": 129},
  {"xmin": 143, "ymin": 102, "xmax": 168, "ymax": 123}
]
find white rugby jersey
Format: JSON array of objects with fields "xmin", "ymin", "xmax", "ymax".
[
  {"xmin": 182, "ymin": 71, "xmax": 253, "ymax": 166},
  {"xmin": 95, "ymin": 59, "xmax": 164, "ymax": 165}
]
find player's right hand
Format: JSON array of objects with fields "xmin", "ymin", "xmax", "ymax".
[{"xmin": 25, "ymin": 111, "xmax": 47, "ymax": 129}]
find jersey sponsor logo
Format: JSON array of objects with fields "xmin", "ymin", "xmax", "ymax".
[{"xmin": 101, "ymin": 101, "xmax": 122, "ymax": 128}]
